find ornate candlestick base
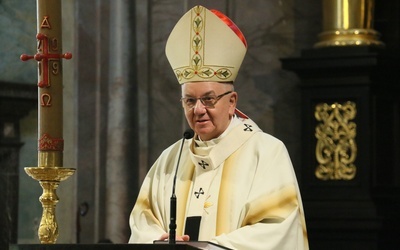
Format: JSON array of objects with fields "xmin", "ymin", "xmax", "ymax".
[
  {"xmin": 314, "ymin": 0, "xmax": 384, "ymax": 48},
  {"xmin": 25, "ymin": 167, "xmax": 75, "ymax": 244},
  {"xmin": 315, "ymin": 28, "xmax": 384, "ymax": 47}
]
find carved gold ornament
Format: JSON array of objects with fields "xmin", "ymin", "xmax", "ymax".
[{"xmin": 314, "ymin": 102, "xmax": 357, "ymax": 180}]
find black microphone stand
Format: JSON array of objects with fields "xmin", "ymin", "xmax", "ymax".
[{"xmin": 169, "ymin": 129, "xmax": 194, "ymax": 244}]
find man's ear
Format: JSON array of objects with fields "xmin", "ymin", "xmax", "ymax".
[
  {"xmin": 230, "ymin": 91, "xmax": 238, "ymax": 106},
  {"xmin": 228, "ymin": 92, "xmax": 238, "ymax": 116}
]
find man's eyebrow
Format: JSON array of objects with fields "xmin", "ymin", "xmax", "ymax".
[
  {"xmin": 183, "ymin": 90, "xmax": 216, "ymax": 97},
  {"xmin": 202, "ymin": 91, "xmax": 216, "ymax": 96}
]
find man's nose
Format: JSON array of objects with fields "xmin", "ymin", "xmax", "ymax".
[{"xmin": 193, "ymin": 99, "xmax": 206, "ymax": 114}]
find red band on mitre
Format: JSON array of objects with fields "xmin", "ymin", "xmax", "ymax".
[{"xmin": 210, "ymin": 9, "xmax": 247, "ymax": 48}]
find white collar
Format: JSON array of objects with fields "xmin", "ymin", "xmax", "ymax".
[{"xmin": 195, "ymin": 115, "xmax": 242, "ymax": 147}]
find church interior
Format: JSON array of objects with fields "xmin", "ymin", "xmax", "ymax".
[{"xmin": 1, "ymin": 0, "xmax": 399, "ymax": 249}]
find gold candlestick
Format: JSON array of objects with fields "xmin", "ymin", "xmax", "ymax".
[
  {"xmin": 21, "ymin": 0, "xmax": 74, "ymax": 244},
  {"xmin": 315, "ymin": 0, "xmax": 384, "ymax": 47}
]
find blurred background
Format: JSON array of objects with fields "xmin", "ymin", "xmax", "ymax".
[{"xmin": 0, "ymin": 0, "xmax": 399, "ymax": 249}]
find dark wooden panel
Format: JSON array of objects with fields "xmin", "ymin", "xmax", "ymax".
[{"xmin": 282, "ymin": 46, "xmax": 400, "ymax": 249}]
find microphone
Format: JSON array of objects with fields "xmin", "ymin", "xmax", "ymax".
[{"xmin": 169, "ymin": 128, "xmax": 194, "ymax": 244}]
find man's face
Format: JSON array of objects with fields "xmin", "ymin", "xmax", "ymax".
[{"xmin": 181, "ymin": 81, "xmax": 237, "ymax": 141}]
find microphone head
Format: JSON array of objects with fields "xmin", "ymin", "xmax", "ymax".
[{"xmin": 183, "ymin": 129, "xmax": 194, "ymax": 139}]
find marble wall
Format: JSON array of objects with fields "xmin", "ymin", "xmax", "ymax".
[
  {"xmin": 0, "ymin": 0, "xmax": 40, "ymax": 244},
  {"xmin": 0, "ymin": 0, "xmax": 322, "ymax": 244},
  {"xmin": 0, "ymin": 0, "xmax": 36, "ymax": 83}
]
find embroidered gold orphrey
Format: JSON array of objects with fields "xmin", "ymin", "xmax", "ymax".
[
  {"xmin": 174, "ymin": 6, "xmax": 233, "ymax": 82},
  {"xmin": 314, "ymin": 102, "xmax": 357, "ymax": 180}
]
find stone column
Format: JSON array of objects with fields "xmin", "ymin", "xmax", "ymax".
[{"xmin": 105, "ymin": 0, "xmax": 138, "ymax": 243}]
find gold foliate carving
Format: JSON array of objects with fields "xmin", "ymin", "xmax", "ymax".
[
  {"xmin": 314, "ymin": 102, "xmax": 357, "ymax": 180},
  {"xmin": 38, "ymin": 181, "xmax": 59, "ymax": 243}
]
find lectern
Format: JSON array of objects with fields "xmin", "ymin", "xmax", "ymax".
[
  {"xmin": 10, "ymin": 242, "xmax": 231, "ymax": 250},
  {"xmin": 10, "ymin": 244, "xmax": 195, "ymax": 250}
]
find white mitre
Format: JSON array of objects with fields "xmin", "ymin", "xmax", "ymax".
[{"xmin": 165, "ymin": 5, "xmax": 247, "ymax": 84}]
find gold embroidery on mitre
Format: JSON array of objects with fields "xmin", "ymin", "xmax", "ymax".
[{"xmin": 174, "ymin": 6, "xmax": 233, "ymax": 82}]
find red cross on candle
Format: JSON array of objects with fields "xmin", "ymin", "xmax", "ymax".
[{"xmin": 20, "ymin": 33, "xmax": 72, "ymax": 88}]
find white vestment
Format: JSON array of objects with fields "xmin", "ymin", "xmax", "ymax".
[{"xmin": 129, "ymin": 117, "xmax": 308, "ymax": 250}]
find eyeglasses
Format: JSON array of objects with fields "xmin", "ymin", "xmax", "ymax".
[{"xmin": 181, "ymin": 91, "xmax": 233, "ymax": 109}]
